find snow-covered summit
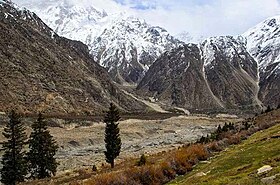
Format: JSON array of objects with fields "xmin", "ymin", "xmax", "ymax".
[
  {"xmin": 13, "ymin": 0, "xmax": 108, "ymax": 45},
  {"xmin": 243, "ymin": 15, "xmax": 280, "ymax": 71},
  {"xmin": 242, "ymin": 15, "xmax": 280, "ymax": 108},
  {"xmin": 91, "ymin": 15, "xmax": 182, "ymax": 83},
  {"xmin": 201, "ymin": 36, "xmax": 251, "ymax": 68}
]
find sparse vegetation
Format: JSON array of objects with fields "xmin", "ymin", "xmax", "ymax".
[
  {"xmin": 169, "ymin": 124, "xmax": 280, "ymax": 185},
  {"xmin": 3, "ymin": 109, "xmax": 279, "ymax": 185},
  {"xmin": 82, "ymin": 109, "xmax": 279, "ymax": 185}
]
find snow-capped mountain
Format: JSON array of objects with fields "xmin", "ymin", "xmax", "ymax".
[
  {"xmin": 201, "ymin": 36, "xmax": 261, "ymax": 109},
  {"xmin": 243, "ymin": 16, "xmax": 280, "ymax": 73},
  {"xmin": 13, "ymin": 0, "xmax": 182, "ymax": 84},
  {"xmin": 201, "ymin": 36, "xmax": 257, "ymax": 79},
  {"xmin": 243, "ymin": 16, "xmax": 280, "ymax": 107},
  {"xmin": 13, "ymin": 0, "xmax": 108, "ymax": 46},
  {"xmin": 91, "ymin": 16, "xmax": 182, "ymax": 84},
  {"xmin": 137, "ymin": 36, "xmax": 261, "ymax": 112}
]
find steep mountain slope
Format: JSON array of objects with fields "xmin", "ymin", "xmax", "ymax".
[
  {"xmin": 243, "ymin": 16, "xmax": 280, "ymax": 108},
  {"xmin": 91, "ymin": 16, "xmax": 182, "ymax": 84},
  {"xmin": 15, "ymin": 0, "xmax": 108, "ymax": 47},
  {"xmin": 137, "ymin": 44, "xmax": 223, "ymax": 111},
  {"xmin": 137, "ymin": 36, "xmax": 261, "ymax": 112},
  {"xmin": 201, "ymin": 36, "xmax": 261, "ymax": 109},
  {"xmin": 14, "ymin": 0, "xmax": 182, "ymax": 84},
  {"xmin": 0, "ymin": 1, "xmax": 146, "ymax": 114}
]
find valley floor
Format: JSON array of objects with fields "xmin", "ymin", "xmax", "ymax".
[{"xmin": 0, "ymin": 115, "xmax": 240, "ymax": 173}]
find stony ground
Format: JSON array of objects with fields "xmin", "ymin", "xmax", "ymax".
[{"xmin": 0, "ymin": 115, "xmax": 241, "ymax": 174}]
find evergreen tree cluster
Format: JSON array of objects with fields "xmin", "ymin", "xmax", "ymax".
[
  {"xmin": 198, "ymin": 122, "xmax": 235, "ymax": 143},
  {"xmin": 0, "ymin": 111, "xmax": 58, "ymax": 185},
  {"xmin": 0, "ymin": 103, "xmax": 123, "ymax": 184}
]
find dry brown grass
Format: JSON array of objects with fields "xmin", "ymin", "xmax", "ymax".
[{"xmin": 82, "ymin": 144, "xmax": 209, "ymax": 185}]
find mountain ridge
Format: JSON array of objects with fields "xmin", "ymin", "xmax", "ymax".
[
  {"xmin": 14, "ymin": 0, "xmax": 183, "ymax": 84},
  {"xmin": 242, "ymin": 15, "xmax": 280, "ymax": 108},
  {"xmin": 137, "ymin": 36, "xmax": 262, "ymax": 113},
  {"xmin": 0, "ymin": 1, "xmax": 147, "ymax": 114},
  {"xmin": 2, "ymin": 0, "xmax": 280, "ymax": 114}
]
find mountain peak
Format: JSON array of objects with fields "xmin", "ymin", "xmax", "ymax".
[
  {"xmin": 243, "ymin": 15, "xmax": 280, "ymax": 108},
  {"xmin": 242, "ymin": 15, "xmax": 280, "ymax": 69},
  {"xmin": 12, "ymin": 1, "xmax": 182, "ymax": 84},
  {"xmin": 201, "ymin": 36, "xmax": 249, "ymax": 68},
  {"xmin": 91, "ymin": 14, "xmax": 182, "ymax": 84}
]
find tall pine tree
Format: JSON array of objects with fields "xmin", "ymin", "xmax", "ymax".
[
  {"xmin": 27, "ymin": 113, "xmax": 58, "ymax": 179},
  {"xmin": 104, "ymin": 103, "xmax": 121, "ymax": 168},
  {"xmin": 1, "ymin": 110, "xmax": 27, "ymax": 185}
]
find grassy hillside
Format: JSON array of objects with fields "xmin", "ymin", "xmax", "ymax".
[{"xmin": 168, "ymin": 123, "xmax": 280, "ymax": 185}]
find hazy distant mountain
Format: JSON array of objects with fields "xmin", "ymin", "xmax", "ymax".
[{"xmin": 175, "ymin": 31, "xmax": 204, "ymax": 44}]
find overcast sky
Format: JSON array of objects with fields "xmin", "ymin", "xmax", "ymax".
[
  {"xmin": 111, "ymin": 0, "xmax": 280, "ymax": 37},
  {"xmin": 15, "ymin": 0, "xmax": 280, "ymax": 37}
]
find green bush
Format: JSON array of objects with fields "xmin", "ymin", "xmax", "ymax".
[{"xmin": 136, "ymin": 154, "xmax": 147, "ymax": 166}]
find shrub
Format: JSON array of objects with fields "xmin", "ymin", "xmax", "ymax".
[
  {"xmin": 207, "ymin": 141, "xmax": 223, "ymax": 152},
  {"xmin": 136, "ymin": 154, "xmax": 147, "ymax": 166},
  {"xmin": 227, "ymin": 134, "xmax": 241, "ymax": 145},
  {"xmin": 160, "ymin": 161, "xmax": 176, "ymax": 179},
  {"xmin": 90, "ymin": 172, "xmax": 128, "ymax": 185},
  {"xmin": 139, "ymin": 165, "xmax": 167, "ymax": 185}
]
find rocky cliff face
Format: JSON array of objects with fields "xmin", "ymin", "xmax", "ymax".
[
  {"xmin": 0, "ymin": 1, "xmax": 146, "ymax": 114},
  {"xmin": 243, "ymin": 16, "xmax": 280, "ymax": 108},
  {"xmin": 137, "ymin": 36, "xmax": 261, "ymax": 113},
  {"xmin": 137, "ymin": 44, "xmax": 223, "ymax": 112}
]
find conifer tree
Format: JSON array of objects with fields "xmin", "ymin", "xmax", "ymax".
[
  {"xmin": 1, "ymin": 110, "xmax": 27, "ymax": 185},
  {"xmin": 104, "ymin": 103, "xmax": 121, "ymax": 168},
  {"xmin": 27, "ymin": 113, "xmax": 58, "ymax": 179}
]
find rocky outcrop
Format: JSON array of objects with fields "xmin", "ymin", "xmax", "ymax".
[{"xmin": 0, "ymin": 1, "xmax": 147, "ymax": 114}]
